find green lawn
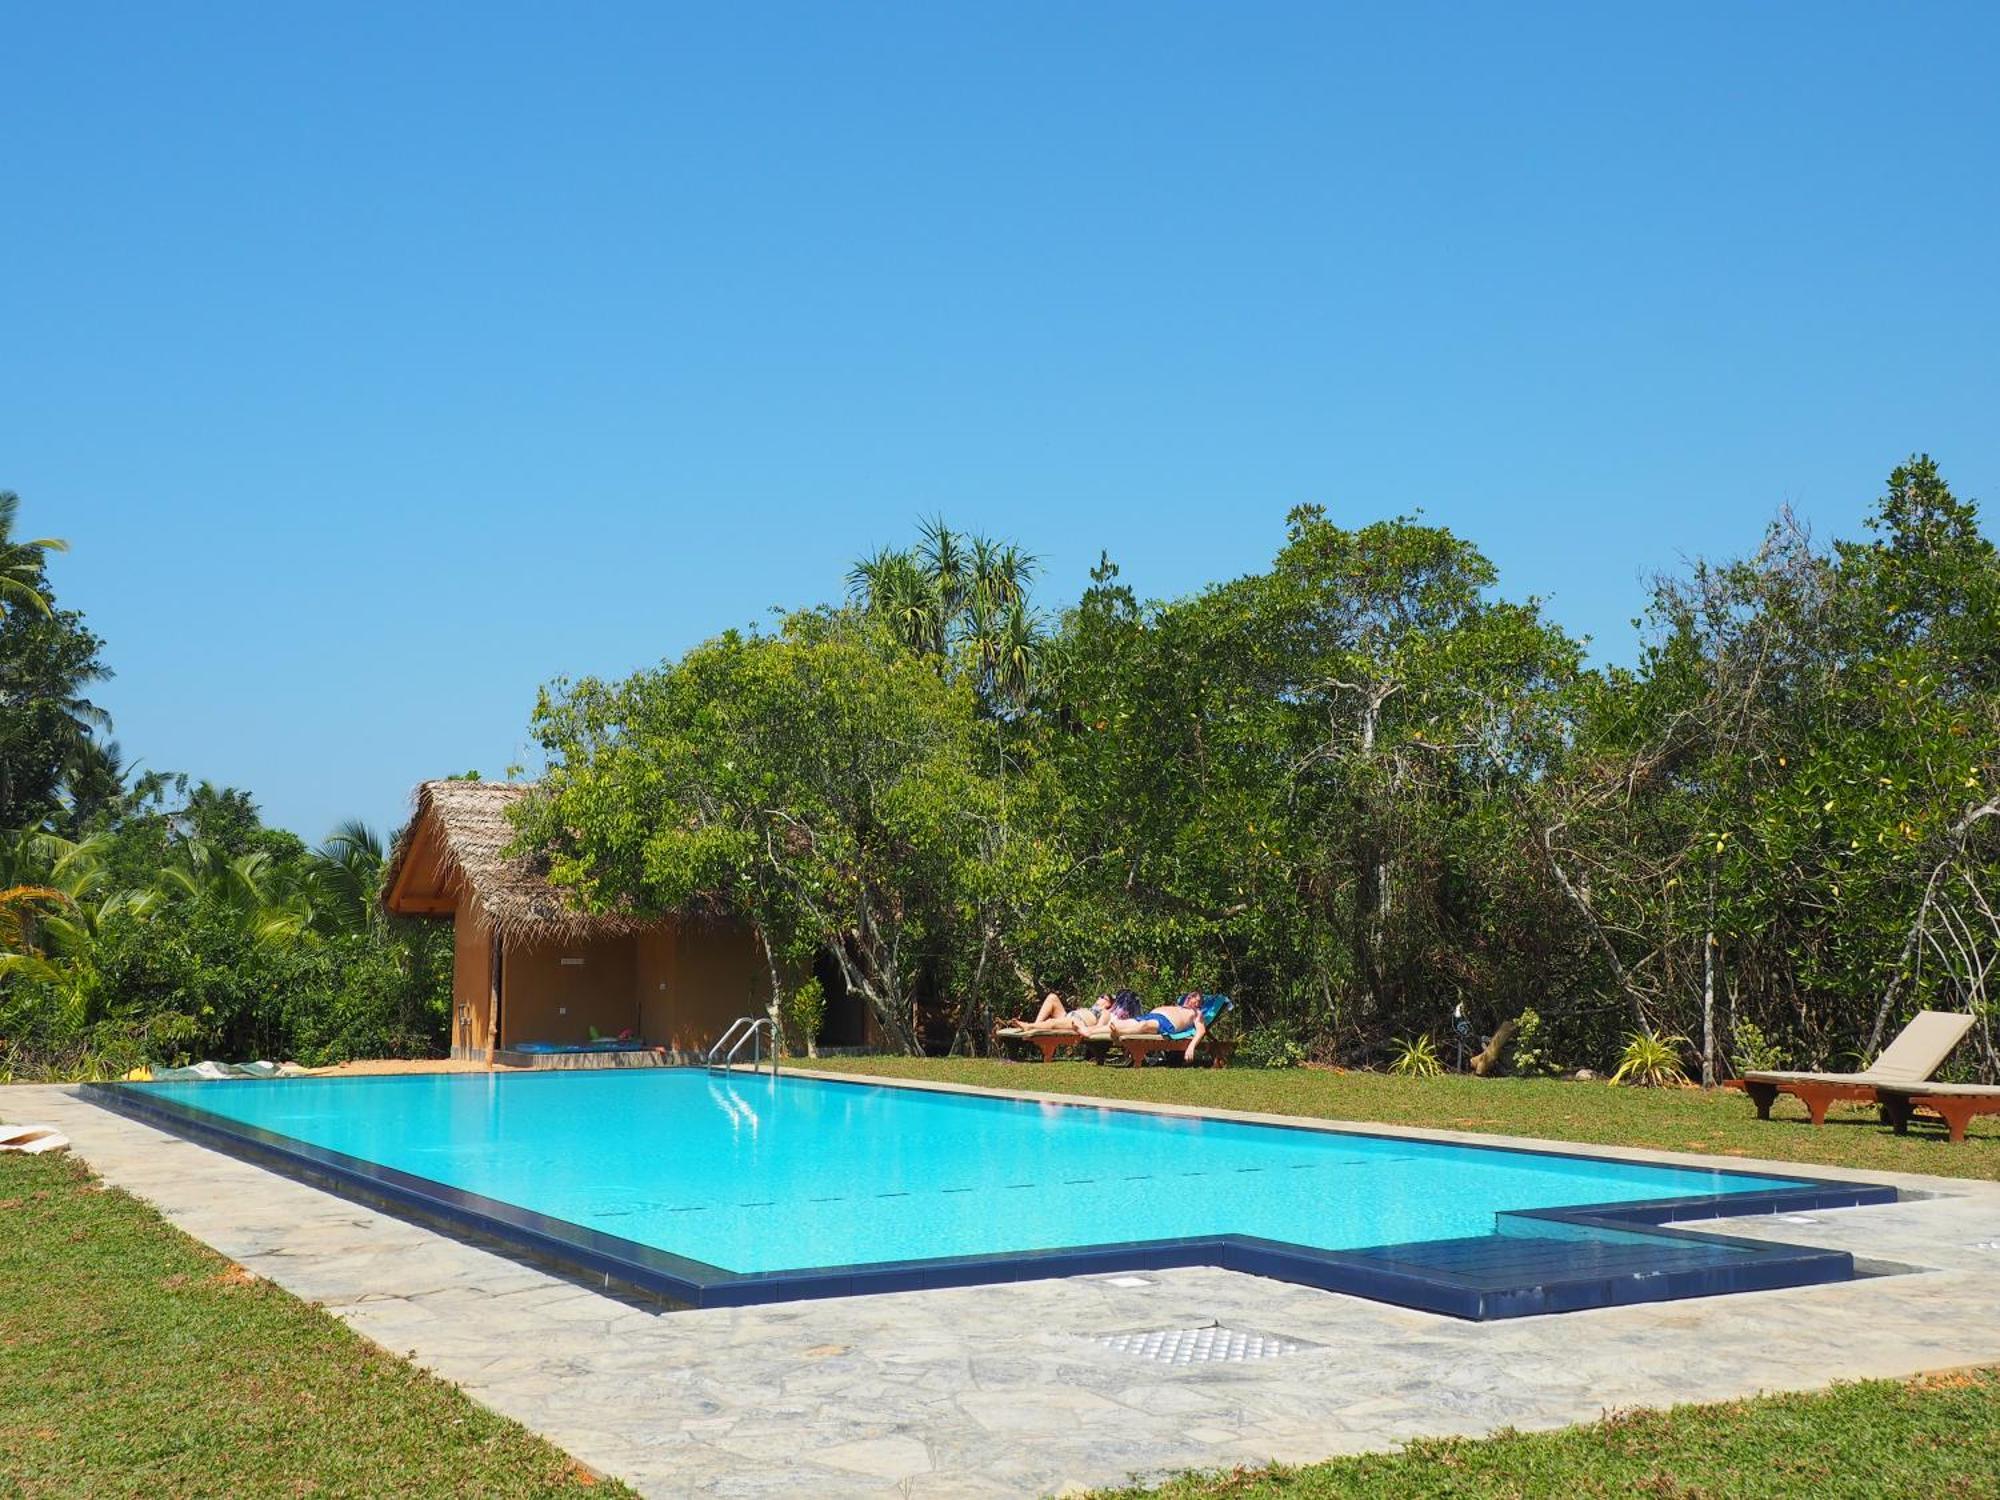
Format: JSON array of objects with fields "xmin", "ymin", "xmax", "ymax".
[
  {"xmin": 1083, "ymin": 1369, "xmax": 2000, "ymax": 1499},
  {"xmin": 0, "ymin": 1149, "xmax": 630, "ymax": 1500},
  {"xmin": 795, "ymin": 1057, "xmax": 2000, "ymax": 1180}
]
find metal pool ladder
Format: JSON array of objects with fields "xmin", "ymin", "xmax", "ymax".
[{"xmin": 707, "ymin": 1016, "xmax": 778, "ymax": 1076}]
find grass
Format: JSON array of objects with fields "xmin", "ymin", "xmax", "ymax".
[
  {"xmin": 794, "ymin": 1057, "xmax": 2000, "ymax": 1180},
  {"xmin": 0, "ymin": 1149, "xmax": 629, "ymax": 1499},
  {"xmin": 1082, "ymin": 1369, "xmax": 2000, "ymax": 1499}
]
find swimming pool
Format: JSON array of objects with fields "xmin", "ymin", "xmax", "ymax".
[{"xmin": 87, "ymin": 1069, "xmax": 1894, "ymax": 1318}]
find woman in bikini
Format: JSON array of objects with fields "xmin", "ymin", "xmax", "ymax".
[{"xmin": 1009, "ymin": 989, "xmax": 1139, "ymax": 1035}]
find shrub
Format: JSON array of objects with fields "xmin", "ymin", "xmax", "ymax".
[
  {"xmin": 780, "ymin": 978, "xmax": 826, "ymax": 1056},
  {"xmin": 1731, "ymin": 1019, "xmax": 1785, "ymax": 1073},
  {"xmin": 1506, "ymin": 1007, "xmax": 1560, "ymax": 1076},
  {"xmin": 1610, "ymin": 1030, "xmax": 1690, "ymax": 1087},
  {"xmin": 1237, "ymin": 1021, "xmax": 1309, "ymax": 1070},
  {"xmin": 1387, "ymin": 1033, "xmax": 1443, "ymax": 1078}
]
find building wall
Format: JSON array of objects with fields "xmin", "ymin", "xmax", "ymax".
[
  {"xmin": 636, "ymin": 919, "xmax": 774, "ymax": 1054},
  {"xmin": 451, "ymin": 895, "xmax": 493, "ymax": 1059},
  {"xmin": 499, "ymin": 932, "xmax": 640, "ymax": 1047}
]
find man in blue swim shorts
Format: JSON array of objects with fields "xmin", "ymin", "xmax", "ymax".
[{"xmin": 1104, "ymin": 993, "xmax": 1208, "ymax": 1062}]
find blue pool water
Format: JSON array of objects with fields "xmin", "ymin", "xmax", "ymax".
[{"xmin": 124, "ymin": 1070, "xmax": 1811, "ymax": 1276}]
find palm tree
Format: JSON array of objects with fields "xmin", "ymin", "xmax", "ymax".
[
  {"xmin": 847, "ymin": 547, "xmax": 944, "ymax": 656},
  {"xmin": 154, "ymin": 840, "xmax": 313, "ymax": 950},
  {"xmin": 850, "ymin": 519, "xmax": 1045, "ymax": 710},
  {"xmin": 305, "ymin": 819, "xmax": 386, "ymax": 937},
  {"xmin": 0, "ymin": 492, "xmax": 68, "ymax": 618}
]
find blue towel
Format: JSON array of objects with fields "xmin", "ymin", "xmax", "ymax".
[{"xmin": 1163, "ymin": 995, "xmax": 1231, "ymax": 1040}]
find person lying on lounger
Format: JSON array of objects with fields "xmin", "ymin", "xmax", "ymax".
[
  {"xmin": 1101, "ymin": 994, "xmax": 1209, "ymax": 1061},
  {"xmin": 1009, "ymin": 989, "xmax": 1139, "ymax": 1034}
]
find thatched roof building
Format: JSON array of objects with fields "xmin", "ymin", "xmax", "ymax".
[
  {"xmin": 382, "ymin": 779, "xmax": 749, "ymax": 1062},
  {"xmin": 384, "ymin": 777, "xmax": 867, "ymax": 1065},
  {"xmin": 382, "ymin": 779, "xmax": 648, "ymax": 947}
]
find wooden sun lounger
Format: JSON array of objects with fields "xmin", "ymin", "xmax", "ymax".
[
  {"xmin": 1107, "ymin": 1030, "xmax": 1236, "ymax": 1069},
  {"xmin": 1077, "ymin": 996, "xmax": 1235, "ymax": 1069},
  {"xmin": 1875, "ymin": 1081, "xmax": 2000, "ymax": 1143},
  {"xmin": 992, "ymin": 1025, "xmax": 1090, "ymax": 1063},
  {"xmin": 1727, "ymin": 1010, "xmax": 1974, "ymax": 1125}
]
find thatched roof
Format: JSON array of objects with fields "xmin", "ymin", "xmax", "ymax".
[{"xmin": 382, "ymin": 779, "xmax": 655, "ymax": 946}]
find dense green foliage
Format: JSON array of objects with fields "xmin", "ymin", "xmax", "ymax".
[
  {"xmin": 531, "ymin": 464, "xmax": 2000, "ymax": 1078},
  {"xmin": 0, "ymin": 1149, "xmax": 624, "ymax": 1497},
  {"xmin": 0, "ymin": 495, "xmax": 449, "ymax": 1079}
]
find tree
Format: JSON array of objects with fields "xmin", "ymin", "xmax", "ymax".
[
  {"xmin": 1544, "ymin": 458, "xmax": 2000, "ymax": 1081},
  {"xmin": 1025, "ymin": 512, "xmax": 1583, "ymax": 1059},
  {"xmin": 0, "ymin": 492, "xmax": 67, "ymax": 619},
  {"xmin": 305, "ymin": 820, "xmax": 386, "ymax": 937},
  {"xmin": 848, "ymin": 518, "xmax": 1045, "ymax": 713},
  {"xmin": 522, "ymin": 610, "xmax": 1027, "ymax": 1054}
]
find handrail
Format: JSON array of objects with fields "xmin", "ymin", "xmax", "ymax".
[{"xmin": 706, "ymin": 1015, "xmax": 778, "ymax": 1076}]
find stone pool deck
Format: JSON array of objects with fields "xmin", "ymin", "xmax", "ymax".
[{"xmin": 7, "ymin": 1079, "xmax": 2000, "ymax": 1498}]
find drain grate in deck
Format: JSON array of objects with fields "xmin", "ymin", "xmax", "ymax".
[{"xmin": 1094, "ymin": 1324, "xmax": 1302, "ymax": 1364}]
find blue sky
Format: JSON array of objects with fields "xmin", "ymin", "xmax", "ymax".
[{"xmin": 5, "ymin": 4, "xmax": 1997, "ymax": 842}]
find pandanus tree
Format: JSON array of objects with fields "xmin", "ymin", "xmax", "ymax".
[{"xmin": 848, "ymin": 518, "xmax": 1044, "ymax": 713}]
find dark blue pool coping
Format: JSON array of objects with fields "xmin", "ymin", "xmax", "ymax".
[{"xmin": 79, "ymin": 1072, "xmax": 1898, "ymax": 1320}]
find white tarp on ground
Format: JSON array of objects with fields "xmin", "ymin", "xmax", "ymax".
[
  {"xmin": 0, "ymin": 1123, "xmax": 69, "ymax": 1154},
  {"xmin": 146, "ymin": 1060, "xmax": 309, "ymax": 1082}
]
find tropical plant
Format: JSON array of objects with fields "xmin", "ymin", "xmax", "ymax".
[
  {"xmin": 0, "ymin": 494, "xmax": 109, "ymax": 829},
  {"xmin": 1731, "ymin": 1019, "xmax": 1785, "ymax": 1074},
  {"xmin": 1506, "ymin": 1007, "xmax": 1559, "ymax": 1076},
  {"xmin": 1387, "ymin": 1033, "xmax": 1443, "ymax": 1077},
  {"xmin": 305, "ymin": 819, "xmax": 386, "ymax": 937},
  {"xmin": 1237, "ymin": 1021, "xmax": 1309, "ymax": 1069},
  {"xmin": 0, "ymin": 490, "xmax": 67, "ymax": 618},
  {"xmin": 849, "ymin": 518, "xmax": 1045, "ymax": 712},
  {"xmin": 1610, "ymin": 1031, "xmax": 1691, "ymax": 1087}
]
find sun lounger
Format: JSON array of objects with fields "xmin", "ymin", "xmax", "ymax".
[
  {"xmin": 991, "ymin": 1025, "xmax": 1089, "ymax": 1063},
  {"xmin": 1874, "ymin": 1080, "xmax": 2000, "ymax": 1143},
  {"xmin": 1093, "ymin": 995, "xmax": 1235, "ymax": 1069},
  {"xmin": 1729, "ymin": 1010, "xmax": 1974, "ymax": 1125}
]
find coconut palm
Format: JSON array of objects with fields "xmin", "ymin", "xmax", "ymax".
[
  {"xmin": 155, "ymin": 839, "xmax": 313, "ymax": 950},
  {"xmin": 305, "ymin": 819, "xmax": 386, "ymax": 937},
  {"xmin": 0, "ymin": 491, "xmax": 68, "ymax": 618}
]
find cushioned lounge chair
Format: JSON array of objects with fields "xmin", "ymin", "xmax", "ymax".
[
  {"xmin": 1874, "ymin": 1080, "xmax": 2000, "ymax": 1143},
  {"xmin": 1730, "ymin": 1010, "xmax": 1974, "ymax": 1125},
  {"xmin": 1095, "ymin": 995, "xmax": 1235, "ymax": 1069}
]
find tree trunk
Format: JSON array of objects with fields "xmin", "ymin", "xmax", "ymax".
[
  {"xmin": 1468, "ymin": 1017, "xmax": 1520, "ymax": 1076},
  {"xmin": 755, "ymin": 925, "xmax": 812, "ymax": 1058},
  {"xmin": 1701, "ymin": 929, "xmax": 1717, "ymax": 1087},
  {"xmin": 1540, "ymin": 824, "xmax": 1652, "ymax": 1032}
]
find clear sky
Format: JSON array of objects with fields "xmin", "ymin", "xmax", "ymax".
[{"xmin": 4, "ymin": 3, "xmax": 1996, "ymax": 843}]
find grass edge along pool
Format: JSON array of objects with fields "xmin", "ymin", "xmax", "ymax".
[{"xmin": 81, "ymin": 1073, "xmax": 1896, "ymax": 1320}]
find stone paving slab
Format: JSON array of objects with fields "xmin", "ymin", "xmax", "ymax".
[{"xmin": 7, "ymin": 1082, "xmax": 2000, "ymax": 1499}]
